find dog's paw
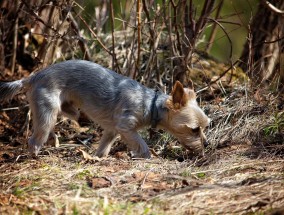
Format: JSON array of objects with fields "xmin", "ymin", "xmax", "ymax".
[
  {"xmin": 94, "ymin": 151, "xmax": 106, "ymax": 158},
  {"xmin": 130, "ymin": 150, "xmax": 151, "ymax": 159},
  {"xmin": 28, "ymin": 141, "xmax": 43, "ymax": 156}
]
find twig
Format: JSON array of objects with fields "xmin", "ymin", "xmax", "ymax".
[
  {"xmin": 68, "ymin": 14, "xmax": 91, "ymax": 61},
  {"xmin": 142, "ymin": 0, "xmax": 155, "ymax": 41},
  {"xmin": 77, "ymin": 13, "xmax": 121, "ymax": 73},
  {"xmin": 133, "ymin": 0, "xmax": 142, "ymax": 79},
  {"xmin": 253, "ymin": 36, "xmax": 284, "ymax": 47},
  {"xmin": 109, "ymin": 0, "xmax": 116, "ymax": 70},
  {"xmin": 207, "ymin": 17, "xmax": 233, "ymax": 60},
  {"xmin": 170, "ymin": 0, "xmax": 182, "ymax": 55},
  {"xmin": 77, "ymin": 136, "xmax": 93, "ymax": 150},
  {"xmin": 209, "ymin": 60, "xmax": 238, "ymax": 85},
  {"xmin": 162, "ymin": 0, "xmax": 177, "ymax": 57},
  {"xmin": 21, "ymin": 0, "xmax": 56, "ymax": 32},
  {"xmin": 205, "ymin": 0, "xmax": 224, "ymax": 52},
  {"xmin": 1, "ymin": 104, "xmax": 29, "ymax": 111},
  {"xmin": 11, "ymin": 0, "xmax": 21, "ymax": 74},
  {"xmin": 77, "ymin": 14, "xmax": 112, "ymax": 55},
  {"xmin": 195, "ymin": 0, "xmax": 215, "ymax": 43},
  {"xmin": 262, "ymin": 0, "xmax": 284, "ymax": 14}
]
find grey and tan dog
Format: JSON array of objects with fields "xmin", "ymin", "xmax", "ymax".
[{"xmin": 0, "ymin": 60, "xmax": 210, "ymax": 158}]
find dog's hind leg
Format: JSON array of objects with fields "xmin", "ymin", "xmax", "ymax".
[
  {"xmin": 95, "ymin": 130, "xmax": 118, "ymax": 157},
  {"xmin": 61, "ymin": 101, "xmax": 80, "ymax": 121},
  {"xmin": 46, "ymin": 131, "xmax": 59, "ymax": 148},
  {"xmin": 28, "ymin": 92, "xmax": 59, "ymax": 156}
]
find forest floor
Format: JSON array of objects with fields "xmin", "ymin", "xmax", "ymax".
[{"xmin": 0, "ymin": 62, "xmax": 284, "ymax": 215}]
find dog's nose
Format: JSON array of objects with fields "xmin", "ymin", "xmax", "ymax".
[{"xmin": 203, "ymin": 140, "xmax": 209, "ymax": 148}]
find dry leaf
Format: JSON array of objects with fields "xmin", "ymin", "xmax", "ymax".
[
  {"xmin": 132, "ymin": 172, "xmax": 161, "ymax": 181},
  {"xmin": 89, "ymin": 177, "xmax": 112, "ymax": 189},
  {"xmin": 114, "ymin": 151, "xmax": 129, "ymax": 159},
  {"xmin": 78, "ymin": 149, "xmax": 101, "ymax": 161}
]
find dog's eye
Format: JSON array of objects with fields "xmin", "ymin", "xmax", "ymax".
[{"xmin": 191, "ymin": 127, "xmax": 200, "ymax": 133}]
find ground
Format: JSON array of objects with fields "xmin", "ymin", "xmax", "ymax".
[
  {"xmin": 0, "ymin": 142, "xmax": 283, "ymax": 214},
  {"xmin": 0, "ymin": 62, "xmax": 284, "ymax": 214}
]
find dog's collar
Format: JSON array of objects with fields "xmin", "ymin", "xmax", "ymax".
[{"xmin": 150, "ymin": 90, "xmax": 160, "ymax": 129}]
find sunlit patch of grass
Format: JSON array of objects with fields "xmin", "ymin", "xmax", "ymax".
[
  {"xmin": 196, "ymin": 172, "xmax": 206, "ymax": 179},
  {"xmin": 72, "ymin": 205, "xmax": 79, "ymax": 215},
  {"xmin": 94, "ymin": 198, "xmax": 160, "ymax": 215},
  {"xmin": 12, "ymin": 181, "xmax": 41, "ymax": 197},
  {"xmin": 12, "ymin": 186, "xmax": 25, "ymax": 197},
  {"xmin": 263, "ymin": 111, "xmax": 284, "ymax": 136},
  {"xmin": 75, "ymin": 169, "xmax": 92, "ymax": 180},
  {"xmin": 180, "ymin": 170, "xmax": 191, "ymax": 177},
  {"xmin": 68, "ymin": 183, "xmax": 81, "ymax": 190}
]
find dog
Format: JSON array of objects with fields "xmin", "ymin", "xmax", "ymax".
[{"xmin": 0, "ymin": 60, "xmax": 210, "ymax": 158}]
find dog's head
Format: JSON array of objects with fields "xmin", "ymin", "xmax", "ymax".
[{"xmin": 164, "ymin": 81, "xmax": 210, "ymax": 155}]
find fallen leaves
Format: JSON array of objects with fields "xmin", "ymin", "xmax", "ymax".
[
  {"xmin": 78, "ymin": 149, "xmax": 101, "ymax": 162},
  {"xmin": 88, "ymin": 177, "xmax": 113, "ymax": 189}
]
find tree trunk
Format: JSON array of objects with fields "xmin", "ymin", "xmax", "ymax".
[{"xmin": 239, "ymin": 0, "xmax": 284, "ymax": 87}]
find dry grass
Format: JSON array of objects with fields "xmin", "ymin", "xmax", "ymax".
[{"xmin": 0, "ymin": 149, "xmax": 283, "ymax": 214}]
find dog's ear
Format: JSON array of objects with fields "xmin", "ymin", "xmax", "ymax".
[
  {"xmin": 169, "ymin": 81, "xmax": 189, "ymax": 109},
  {"xmin": 166, "ymin": 80, "xmax": 197, "ymax": 110}
]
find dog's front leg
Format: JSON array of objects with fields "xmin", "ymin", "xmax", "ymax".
[
  {"xmin": 95, "ymin": 130, "xmax": 118, "ymax": 157},
  {"xmin": 119, "ymin": 131, "xmax": 151, "ymax": 159}
]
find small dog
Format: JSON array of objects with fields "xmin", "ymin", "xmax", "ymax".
[{"xmin": 0, "ymin": 60, "xmax": 210, "ymax": 158}]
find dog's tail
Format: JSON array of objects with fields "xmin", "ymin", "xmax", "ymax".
[{"xmin": 0, "ymin": 79, "xmax": 26, "ymax": 101}]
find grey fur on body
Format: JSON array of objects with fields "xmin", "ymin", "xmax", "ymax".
[{"xmin": 0, "ymin": 60, "xmax": 210, "ymax": 158}]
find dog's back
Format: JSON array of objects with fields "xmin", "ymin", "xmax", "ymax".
[{"xmin": 1, "ymin": 60, "xmax": 157, "ymax": 127}]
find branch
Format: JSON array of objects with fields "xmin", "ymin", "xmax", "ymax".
[
  {"xmin": 109, "ymin": 0, "xmax": 117, "ymax": 70},
  {"xmin": 11, "ymin": 0, "xmax": 21, "ymax": 74},
  {"xmin": 262, "ymin": 0, "xmax": 284, "ymax": 14},
  {"xmin": 21, "ymin": 0, "xmax": 56, "ymax": 32},
  {"xmin": 77, "ymin": 14, "xmax": 112, "ymax": 55},
  {"xmin": 68, "ymin": 14, "xmax": 91, "ymax": 61},
  {"xmin": 142, "ymin": 0, "xmax": 155, "ymax": 41},
  {"xmin": 205, "ymin": 0, "xmax": 224, "ymax": 52},
  {"xmin": 195, "ymin": 0, "xmax": 215, "ymax": 37},
  {"xmin": 207, "ymin": 18, "xmax": 233, "ymax": 60},
  {"xmin": 209, "ymin": 60, "xmax": 239, "ymax": 85},
  {"xmin": 133, "ymin": 0, "xmax": 142, "ymax": 79},
  {"xmin": 170, "ymin": 0, "xmax": 182, "ymax": 55}
]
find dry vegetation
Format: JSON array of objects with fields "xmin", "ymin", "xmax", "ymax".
[
  {"xmin": 0, "ymin": 67, "xmax": 283, "ymax": 214},
  {"xmin": 1, "ymin": 1, "xmax": 284, "ymax": 214}
]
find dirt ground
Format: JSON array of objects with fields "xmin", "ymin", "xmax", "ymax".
[
  {"xmin": 0, "ymin": 142, "xmax": 284, "ymax": 214},
  {"xmin": 0, "ymin": 81, "xmax": 284, "ymax": 215}
]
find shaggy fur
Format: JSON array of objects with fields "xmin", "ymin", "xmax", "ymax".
[{"xmin": 0, "ymin": 60, "xmax": 210, "ymax": 158}]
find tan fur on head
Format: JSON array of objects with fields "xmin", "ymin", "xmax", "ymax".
[
  {"xmin": 166, "ymin": 81, "xmax": 196, "ymax": 110},
  {"xmin": 161, "ymin": 80, "xmax": 210, "ymax": 155}
]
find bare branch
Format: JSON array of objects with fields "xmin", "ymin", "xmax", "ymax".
[
  {"xmin": 68, "ymin": 14, "xmax": 91, "ymax": 61},
  {"xmin": 21, "ymin": 0, "xmax": 56, "ymax": 32},
  {"xmin": 142, "ymin": 0, "xmax": 155, "ymax": 41},
  {"xmin": 207, "ymin": 18, "xmax": 233, "ymax": 60},
  {"xmin": 133, "ymin": 0, "xmax": 142, "ymax": 79},
  {"xmin": 77, "ymin": 14, "xmax": 112, "ymax": 55},
  {"xmin": 109, "ymin": 0, "xmax": 117, "ymax": 70},
  {"xmin": 263, "ymin": 0, "xmax": 284, "ymax": 14},
  {"xmin": 206, "ymin": 0, "xmax": 224, "ymax": 52}
]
